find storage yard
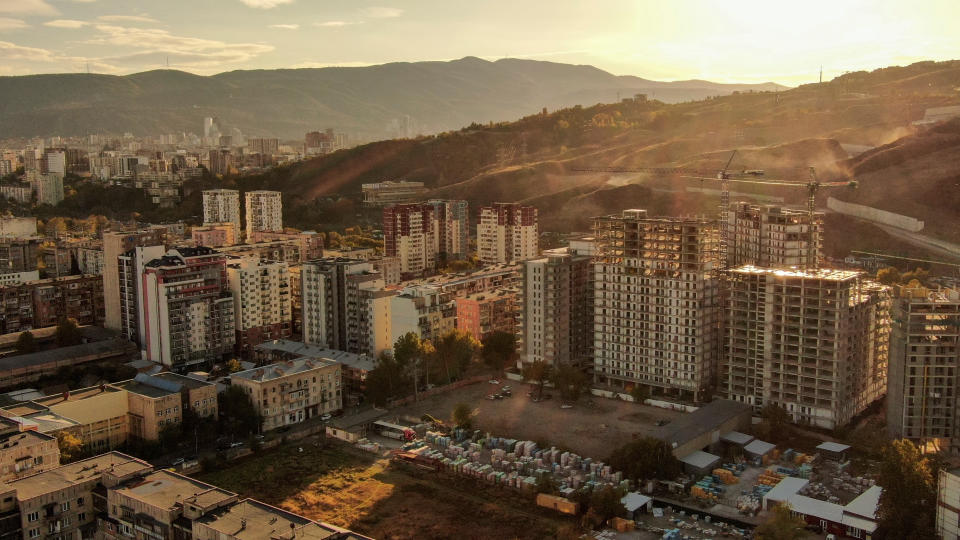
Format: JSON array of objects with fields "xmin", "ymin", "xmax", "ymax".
[{"xmin": 391, "ymin": 379, "xmax": 683, "ymax": 458}]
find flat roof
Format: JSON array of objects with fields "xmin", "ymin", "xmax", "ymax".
[
  {"xmin": 816, "ymin": 442, "xmax": 851, "ymax": 453},
  {"xmin": 788, "ymin": 495, "xmax": 844, "ymax": 523},
  {"xmin": 841, "ymin": 513, "xmax": 877, "ymax": 534},
  {"xmin": 621, "ymin": 492, "xmax": 652, "ymax": 513},
  {"xmin": 196, "ymin": 499, "xmax": 345, "ymax": 540},
  {"xmin": 255, "ymin": 340, "xmax": 376, "ymax": 372},
  {"xmin": 116, "ymin": 470, "xmax": 235, "ymax": 511},
  {"xmin": 763, "ymin": 477, "xmax": 809, "ymax": 505},
  {"xmin": 744, "ymin": 439, "xmax": 776, "ymax": 456},
  {"xmin": 0, "ymin": 338, "xmax": 135, "ymax": 372},
  {"xmin": 729, "ymin": 265, "xmax": 863, "ymax": 281},
  {"xmin": 327, "ymin": 408, "xmax": 388, "ymax": 431},
  {"xmin": 0, "ymin": 427, "xmax": 56, "ymax": 448},
  {"xmin": 33, "ymin": 385, "xmax": 125, "ymax": 406},
  {"xmin": 152, "ymin": 372, "xmax": 214, "ymax": 390},
  {"xmin": 111, "ymin": 379, "xmax": 173, "ymax": 399},
  {"xmin": 233, "ymin": 357, "xmax": 337, "ymax": 383},
  {"xmin": 720, "ymin": 431, "xmax": 754, "ymax": 446},
  {"xmin": 844, "ymin": 485, "xmax": 882, "ymax": 519},
  {"xmin": 656, "ymin": 399, "xmax": 752, "ymax": 447},
  {"xmin": 679, "ymin": 450, "xmax": 720, "ymax": 470},
  {"xmin": 6, "ymin": 452, "xmax": 149, "ymax": 500}
]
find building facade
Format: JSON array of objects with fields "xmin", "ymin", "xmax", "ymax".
[
  {"xmin": 0, "ymin": 274, "xmax": 105, "ymax": 335},
  {"xmin": 390, "ymin": 284, "xmax": 456, "ymax": 345},
  {"xmin": 383, "ymin": 203, "xmax": 436, "ymax": 278},
  {"xmin": 227, "ymin": 258, "xmax": 293, "ymax": 357},
  {"xmin": 244, "ymin": 190, "xmax": 283, "ymax": 239},
  {"xmin": 477, "ymin": 203, "xmax": 539, "ymax": 265},
  {"xmin": 427, "ymin": 199, "xmax": 470, "ymax": 260},
  {"xmin": 727, "ymin": 203, "xmax": 822, "ymax": 268},
  {"xmin": 456, "ymin": 288, "xmax": 520, "ymax": 342},
  {"xmin": 102, "ymin": 228, "xmax": 168, "ymax": 331},
  {"xmin": 231, "ymin": 358, "xmax": 342, "ymax": 430},
  {"xmin": 201, "ymin": 189, "xmax": 241, "ymax": 233}
]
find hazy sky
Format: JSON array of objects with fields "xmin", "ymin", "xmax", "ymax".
[{"xmin": 0, "ymin": 0, "xmax": 957, "ymax": 85}]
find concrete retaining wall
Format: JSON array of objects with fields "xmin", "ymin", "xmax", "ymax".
[{"xmin": 827, "ymin": 197, "xmax": 924, "ymax": 232}]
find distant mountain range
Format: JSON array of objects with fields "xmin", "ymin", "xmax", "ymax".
[{"xmin": 0, "ymin": 57, "xmax": 786, "ymax": 139}]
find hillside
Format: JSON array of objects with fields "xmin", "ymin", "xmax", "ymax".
[{"xmin": 0, "ymin": 57, "xmax": 783, "ymax": 140}]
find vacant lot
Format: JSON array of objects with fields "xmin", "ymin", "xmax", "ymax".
[
  {"xmin": 197, "ymin": 442, "xmax": 573, "ymax": 539},
  {"xmin": 392, "ymin": 379, "xmax": 683, "ymax": 459}
]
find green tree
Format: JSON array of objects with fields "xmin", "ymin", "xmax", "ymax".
[
  {"xmin": 876, "ymin": 267, "xmax": 901, "ymax": 285},
  {"xmin": 551, "ymin": 364, "xmax": 588, "ymax": 403},
  {"xmin": 15, "ymin": 331, "xmax": 38, "ymax": 355},
  {"xmin": 608, "ymin": 437, "xmax": 682, "ymax": 481},
  {"xmin": 754, "ymin": 503, "xmax": 807, "ymax": 540},
  {"xmin": 432, "ymin": 329, "xmax": 479, "ymax": 384},
  {"xmin": 756, "ymin": 403, "xmax": 792, "ymax": 443},
  {"xmin": 365, "ymin": 351, "xmax": 412, "ymax": 407},
  {"xmin": 629, "ymin": 384, "xmax": 649, "ymax": 404},
  {"xmin": 480, "ymin": 331, "xmax": 518, "ymax": 375},
  {"xmin": 56, "ymin": 431, "xmax": 84, "ymax": 463},
  {"xmin": 55, "ymin": 317, "xmax": 82, "ymax": 347},
  {"xmin": 452, "ymin": 402, "xmax": 474, "ymax": 429},
  {"xmin": 522, "ymin": 360, "xmax": 552, "ymax": 400},
  {"xmin": 582, "ymin": 485, "xmax": 625, "ymax": 529},
  {"xmin": 218, "ymin": 385, "xmax": 263, "ymax": 437},
  {"xmin": 536, "ymin": 474, "xmax": 557, "ymax": 494},
  {"xmin": 876, "ymin": 439, "xmax": 939, "ymax": 539}
]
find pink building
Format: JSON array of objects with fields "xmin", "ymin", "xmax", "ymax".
[
  {"xmin": 455, "ymin": 289, "xmax": 520, "ymax": 341},
  {"xmin": 191, "ymin": 223, "xmax": 237, "ymax": 247}
]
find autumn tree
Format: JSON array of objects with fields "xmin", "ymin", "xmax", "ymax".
[
  {"xmin": 551, "ymin": 364, "xmax": 588, "ymax": 403},
  {"xmin": 481, "ymin": 331, "xmax": 518, "ymax": 375},
  {"xmin": 57, "ymin": 431, "xmax": 84, "ymax": 463},
  {"xmin": 431, "ymin": 329, "xmax": 479, "ymax": 384},
  {"xmin": 55, "ymin": 317, "xmax": 82, "ymax": 347},
  {"xmin": 226, "ymin": 358, "xmax": 243, "ymax": 373},
  {"xmin": 15, "ymin": 331, "xmax": 38, "ymax": 355},
  {"xmin": 876, "ymin": 267, "xmax": 901, "ymax": 285},
  {"xmin": 522, "ymin": 360, "xmax": 551, "ymax": 400},
  {"xmin": 365, "ymin": 352, "xmax": 411, "ymax": 407},
  {"xmin": 581, "ymin": 485, "xmax": 625, "ymax": 529},
  {"xmin": 608, "ymin": 437, "xmax": 682, "ymax": 481},
  {"xmin": 875, "ymin": 439, "xmax": 939, "ymax": 539},
  {"xmin": 754, "ymin": 503, "xmax": 807, "ymax": 540},
  {"xmin": 452, "ymin": 402, "xmax": 474, "ymax": 429}
]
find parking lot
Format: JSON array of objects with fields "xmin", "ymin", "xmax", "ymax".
[{"xmin": 391, "ymin": 379, "xmax": 682, "ymax": 459}]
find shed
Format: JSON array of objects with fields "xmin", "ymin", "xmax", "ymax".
[
  {"xmin": 816, "ymin": 441, "xmax": 851, "ymax": 462},
  {"xmin": 744, "ymin": 439, "xmax": 775, "ymax": 459},
  {"xmin": 678, "ymin": 450, "xmax": 721, "ymax": 475},
  {"xmin": 536, "ymin": 493, "xmax": 579, "ymax": 515},
  {"xmin": 762, "ymin": 477, "xmax": 809, "ymax": 510},
  {"xmin": 620, "ymin": 492, "xmax": 653, "ymax": 519},
  {"xmin": 720, "ymin": 431, "xmax": 754, "ymax": 447}
]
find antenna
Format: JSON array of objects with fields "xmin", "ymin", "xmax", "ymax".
[
  {"xmin": 86, "ymin": 63, "xmax": 90, "ymax": 74},
  {"xmin": 166, "ymin": 56, "xmax": 170, "ymax": 68},
  {"xmin": 819, "ymin": 65, "xmax": 822, "ymax": 83}
]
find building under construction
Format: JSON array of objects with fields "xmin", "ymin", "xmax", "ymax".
[
  {"xmin": 592, "ymin": 210, "xmax": 721, "ymax": 402},
  {"xmin": 887, "ymin": 284, "xmax": 960, "ymax": 453},
  {"xmin": 727, "ymin": 203, "xmax": 822, "ymax": 268},
  {"xmin": 721, "ymin": 265, "xmax": 890, "ymax": 429}
]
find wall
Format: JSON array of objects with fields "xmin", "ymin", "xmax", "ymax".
[{"xmin": 827, "ymin": 197, "xmax": 924, "ymax": 232}]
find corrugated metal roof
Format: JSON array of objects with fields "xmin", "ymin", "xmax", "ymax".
[
  {"xmin": 679, "ymin": 450, "xmax": 720, "ymax": 469},
  {"xmin": 744, "ymin": 439, "xmax": 775, "ymax": 456}
]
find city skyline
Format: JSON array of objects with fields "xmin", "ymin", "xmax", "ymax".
[{"xmin": 0, "ymin": 0, "xmax": 955, "ymax": 85}]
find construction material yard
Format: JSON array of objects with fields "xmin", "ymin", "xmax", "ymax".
[
  {"xmin": 391, "ymin": 379, "xmax": 683, "ymax": 458},
  {"xmin": 196, "ymin": 440, "xmax": 575, "ymax": 540}
]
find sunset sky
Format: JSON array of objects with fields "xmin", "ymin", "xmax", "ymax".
[{"xmin": 1, "ymin": 0, "xmax": 957, "ymax": 85}]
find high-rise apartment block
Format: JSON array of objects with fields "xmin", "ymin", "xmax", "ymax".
[
  {"xmin": 888, "ymin": 284, "xmax": 960, "ymax": 452},
  {"xmin": 721, "ymin": 266, "xmax": 890, "ymax": 429},
  {"xmin": 201, "ymin": 189, "xmax": 241, "ymax": 232},
  {"xmin": 118, "ymin": 245, "xmax": 166, "ymax": 345},
  {"xmin": 383, "ymin": 203, "xmax": 436, "ymax": 278},
  {"xmin": 456, "ymin": 288, "xmax": 520, "ymax": 342},
  {"xmin": 103, "ymin": 228, "xmax": 168, "ymax": 331},
  {"xmin": 247, "ymin": 137, "xmax": 279, "ymax": 156},
  {"xmin": 244, "ymin": 190, "xmax": 283, "ymax": 239},
  {"xmin": 428, "ymin": 199, "xmax": 470, "ymax": 260},
  {"xmin": 523, "ymin": 242, "xmax": 594, "ymax": 369},
  {"xmin": 141, "ymin": 247, "xmax": 235, "ymax": 371},
  {"xmin": 727, "ymin": 203, "xmax": 822, "ymax": 268},
  {"xmin": 0, "ymin": 274, "xmax": 105, "ymax": 335},
  {"xmin": 27, "ymin": 170, "xmax": 63, "ymax": 206},
  {"xmin": 477, "ymin": 203, "xmax": 539, "ymax": 265},
  {"xmin": 227, "ymin": 258, "xmax": 293, "ymax": 356},
  {"xmin": 592, "ymin": 210, "xmax": 722, "ymax": 402}
]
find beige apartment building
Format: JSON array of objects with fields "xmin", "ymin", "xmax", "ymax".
[
  {"xmin": 477, "ymin": 203, "xmax": 539, "ymax": 265},
  {"xmin": 0, "ymin": 417, "xmax": 60, "ymax": 484},
  {"xmin": 102, "ymin": 227, "xmax": 168, "ymax": 331},
  {"xmin": 231, "ymin": 358, "xmax": 342, "ymax": 430},
  {"xmin": 113, "ymin": 373, "xmax": 219, "ymax": 441},
  {"xmin": 727, "ymin": 203, "xmax": 822, "ymax": 268},
  {"xmin": 28, "ymin": 386, "xmax": 130, "ymax": 452}
]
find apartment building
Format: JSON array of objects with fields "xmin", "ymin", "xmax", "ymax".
[
  {"xmin": 112, "ymin": 373, "xmax": 217, "ymax": 441},
  {"xmin": 141, "ymin": 247, "xmax": 236, "ymax": 371},
  {"xmin": 231, "ymin": 358, "xmax": 342, "ymax": 430},
  {"xmin": 721, "ymin": 266, "xmax": 890, "ymax": 429},
  {"xmin": 456, "ymin": 288, "xmax": 520, "ymax": 342},
  {"xmin": 727, "ymin": 203, "xmax": 822, "ymax": 268},
  {"xmin": 523, "ymin": 243, "xmax": 594, "ymax": 369},
  {"xmin": 592, "ymin": 210, "xmax": 722, "ymax": 402},
  {"xmin": 0, "ymin": 237, "xmax": 40, "ymax": 286},
  {"xmin": 193, "ymin": 498, "xmax": 362, "ymax": 540},
  {"xmin": 477, "ymin": 203, "xmax": 539, "ymax": 265},
  {"xmin": 117, "ymin": 246, "xmax": 167, "ymax": 345},
  {"xmin": 938, "ymin": 468, "xmax": 960, "ymax": 540},
  {"xmin": 74, "ymin": 245, "xmax": 103, "ymax": 276},
  {"xmin": 361, "ymin": 180, "xmax": 427, "ymax": 205},
  {"xmin": 301, "ymin": 258, "xmax": 394, "ymax": 356},
  {"xmin": 201, "ymin": 189, "xmax": 241, "ymax": 233},
  {"xmin": 0, "ymin": 184, "xmax": 31, "ymax": 204},
  {"xmin": 191, "ymin": 223, "xmax": 238, "ymax": 248},
  {"xmin": 0, "ymin": 275, "xmax": 104, "ymax": 335},
  {"xmin": 370, "ymin": 256, "xmax": 401, "ymax": 285},
  {"xmin": 246, "ymin": 230, "xmax": 324, "ymax": 262},
  {"xmin": 0, "ymin": 418, "xmax": 59, "ymax": 484},
  {"xmin": 244, "ymin": 190, "xmax": 283, "ymax": 239},
  {"xmin": 102, "ymin": 227, "xmax": 168, "ymax": 331},
  {"xmin": 427, "ymin": 199, "xmax": 470, "ymax": 260},
  {"xmin": 218, "ymin": 239, "xmax": 305, "ymax": 266},
  {"xmin": 255, "ymin": 340, "xmax": 376, "ymax": 402},
  {"xmin": 888, "ymin": 284, "xmax": 960, "ymax": 452},
  {"xmin": 227, "ymin": 258, "xmax": 292, "ymax": 356},
  {"xmin": 247, "ymin": 137, "xmax": 279, "ymax": 156},
  {"xmin": 27, "ymin": 171, "xmax": 63, "ymax": 206},
  {"xmin": 383, "ymin": 203, "xmax": 436, "ymax": 278},
  {"xmin": 390, "ymin": 284, "xmax": 456, "ymax": 345}
]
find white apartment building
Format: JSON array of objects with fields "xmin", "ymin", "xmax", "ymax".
[
  {"xmin": 722, "ymin": 266, "xmax": 890, "ymax": 429},
  {"xmin": 390, "ymin": 284, "xmax": 456, "ymax": 345},
  {"xmin": 383, "ymin": 204, "xmax": 436, "ymax": 277},
  {"xmin": 477, "ymin": 203, "xmax": 539, "ymax": 265},
  {"xmin": 202, "ymin": 189, "xmax": 241, "ymax": 232},
  {"xmin": 28, "ymin": 170, "xmax": 63, "ymax": 206},
  {"xmin": 244, "ymin": 190, "xmax": 283, "ymax": 239},
  {"xmin": 592, "ymin": 210, "xmax": 721, "ymax": 403},
  {"xmin": 118, "ymin": 245, "xmax": 166, "ymax": 345},
  {"xmin": 939, "ymin": 468, "xmax": 960, "ymax": 540},
  {"xmin": 227, "ymin": 258, "xmax": 293, "ymax": 356},
  {"xmin": 427, "ymin": 199, "xmax": 470, "ymax": 259},
  {"xmin": 231, "ymin": 358, "xmax": 342, "ymax": 430}
]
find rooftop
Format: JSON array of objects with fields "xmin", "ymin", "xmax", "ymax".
[
  {"xmin": 255, "ymin": 340, "xmax": 376, "ymax": 372},
  {"xmin": 655, "ymin": 399, "xmax": 752, "ymax": 448},
  {"xmin": 233, "ymin": 357, "xmax": 337, "ymax": 383},
  {"xmin": 33, "ymin": 385, "xmax": 125, "ymax": 407},
  {"xmin": 844, "ymin": 485, "xmax": 882, "ymax": 519},
  {"xmin": 0, "ymin": 425, "xmax": 56, "ymax": 448},
  {"xmin": 816, "ymin": 441, "xmax": 852, "ymax": 453},
  {"xmin": 729, "ymin": 265, "xmax": 863, "ymax": 281},
  {"xmin": 744, "ymin": 439, "xmax": 776, "ymax": 456},
  {"xmin": 197, "ymin": 499, "xmax": 363, "ymax": 540},
  {"xmin": 115, "ymin": 470, "xmax": 235, "ymax": 511},
  {"xmin": 763, "ymin": 476, "xmax": 809, "ymax": 505},
  {"xmin": 678, "ymin": 450, "xmax": 720, "ymax": 470},
  {"xmin": 6, "ymin": 452, "xmax": 149, "ymax": 500},
  {"xmin": 0, "ymin": 338, "xmax": 136, "ymax": 373}
]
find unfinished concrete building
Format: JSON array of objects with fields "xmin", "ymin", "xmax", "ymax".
[
  {"xmin": 888, "ymin": 284, "xmax": 960, "ymax": 453},
  {"xmin": 727, "ymin": 203, "xmax": 822, "ymax": 268},
  {"xmin": 721, "ymin": 266, "xmax": 890, "ymax": 429},
  {"xmin": 592, "ymin": 210, "xmax": 722, "ymax": 402}
]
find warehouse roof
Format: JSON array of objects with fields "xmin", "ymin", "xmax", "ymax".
[
  {"xmin": 744, "ymin": 439, "xmax": 776, "ymax": 457},
  {"xmin": 621, "ymin": 492, "xmax": 652, "ymax": 513},
  {"xmin": 788, "ymin": 495, "xmax": 844, "ymax": 523},
  {"xmin": 720, "ymin": 431, "xmax": 754, "ymax": 446},
  {"xmin": 763, "ymin": 477, "xmax": 809, "ymax": 506},
  {"xmin": 255, "ymin": 340, "xmax": 376, "ymax": 372},
  {"xmin": 845, "ymin": 485, "xmax": 882, "ymax": 519},
  {"xmin": 656, "ymin": 399, "xmax": 752, "ymax": 448},
  {"xmin": 678, "ymin": 450, "xmax": 720, "ymax": 470},
  {"xmin": 816, "ymin": 442, "xmax": 851, "ymax": 453}
]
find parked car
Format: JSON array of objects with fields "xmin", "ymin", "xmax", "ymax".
[
  {"xmin": 170, "ymin": 457, "xmax": 185, "ymax": 467},
  {"xmin": 488, "ymin": 379, "xmax": 500, "ymax": 384},
  {"xmin": 486, "ymin": 394, "xmax": 496, "ymax": 400},
  {"xmin": 229, "ymin": 441, "xmax": 244, "ymax": 448},
  {"xmin": 560, "ymin": 404, "xmax": 573, "ymax": 409},
  {"xmin": 655, "ymin": 420, "xmax": 670, "ymax": 427},
  {"xmin": 320, "ymin": 413, "xmax": 332, "ymax": 421}
]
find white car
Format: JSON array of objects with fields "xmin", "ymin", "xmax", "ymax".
[
  {"xmin": 320, "ymin": 413, "xmax": 332, "ymax": 421},
  {"xmin": 488, "ymin": 379, "xmax": 500, "ymax": 384}
]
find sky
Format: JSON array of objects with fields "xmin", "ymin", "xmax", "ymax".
[{"xmin": 0, "ymin": 0, "xmax": 958, "ymax": 86}]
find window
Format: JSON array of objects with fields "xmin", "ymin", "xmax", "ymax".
[
  {"xmin": 61, "ymin": 502, "xmax": 70, "ymax": 512},
  {"xmin": 28, "ymin": 528, "xmax": 39, "ymax": 539},
  {"xmin": 77, "ymin": 497, "xmax": 84, "ymax": 507},
  {"xmin": 27, "ymin": 511, "xmax": 39, "ymax": 522},
  {"xmin": 78, "ymin": 513, "xmax": 85, "ymax": 522}
]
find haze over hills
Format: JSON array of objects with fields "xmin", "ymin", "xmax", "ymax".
[{"xmin": 0, "ymin": 57, "xmax": 785, "ymax": 140}]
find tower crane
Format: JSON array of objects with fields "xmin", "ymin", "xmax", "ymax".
[{"xmin": 572, "ymin": 151, "xmax": 858, "ymax": 267}]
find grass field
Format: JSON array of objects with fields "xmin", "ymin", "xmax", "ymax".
[{"xmin": 197, "ymin": 440, "xmax": 574, "ymax": 539}]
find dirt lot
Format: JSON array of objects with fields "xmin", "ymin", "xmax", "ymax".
[
  {"xmin": 197, "ymin": 440, "xmax": 575, "ymax": 540},
  {"xmin": 391, "ymin": 379, "xmax": 683, "ymax": 459}
]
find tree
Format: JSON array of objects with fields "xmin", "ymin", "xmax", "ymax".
[
  {"xmin": 876, "ymin": 267, "xmax": 901, "ymax": 285},
  {"xmin": 55, "ymin": 317, "xmax": 82, "ymax": 347},
  {"xmin": 756, "ymin": 403, "xmax": 792, "ymax": 443},
  {"xmin": 536, "ymin": 474, "xmax": 557, "ymax": 494},
  {"xmin": 875, "ymin": 439, "xmax": 939, "ymax": 539},
  {"xmin": 218, "ymin": 385, "xmax": 263, "ymax": 437},
  {"xmin": 522, "ymin": 360, "xmax": 552, "ymax": 400},
  {"xmin": 392, "ymin": 332, "xmax": 432, "ymax": 399},
  {"xmin": 582, "ymin": 485, "xmax": 625, "ymax": 529},
  {"xmin": 481, "ymin": 331, "xmax": 518, "ymax": 375},
  {"xmin": 432, "ymin": 329, "xmax": 479, "ymax": 384},
  {"xmin": 365, "ymin": 351, "xmax": 412, "ymax": 407},
  {"xmin": 56, "ymin": 431, "xmax": 84, "ymax": 463},
  {"xmin": 551, "ymin": 364, "xmax": 588, "ymax": 403},
  {"xmin": 901, "ymin": 267, "xmax": 930, "ymax": 285},
  {"xmin": 608, "ymin": 437, "xmax": 682, "ymax": 481},
  {"xmin": 754, "ymin": 503, "xmax": 807, "ymax": 540},
  {"xmin": 452, "ymin": 402, "xmax": 474, "ymax": 429},
  {"xmin": 629, "ymin": 384, "xmax": 649, "ymax": 404},
  {"xmin": 226, "ymin": 358, "xmax": 243, "ymax": 373},
  {"xmin": 15, "ymin": 331, "xmax": 38, "ymax": 355}
]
